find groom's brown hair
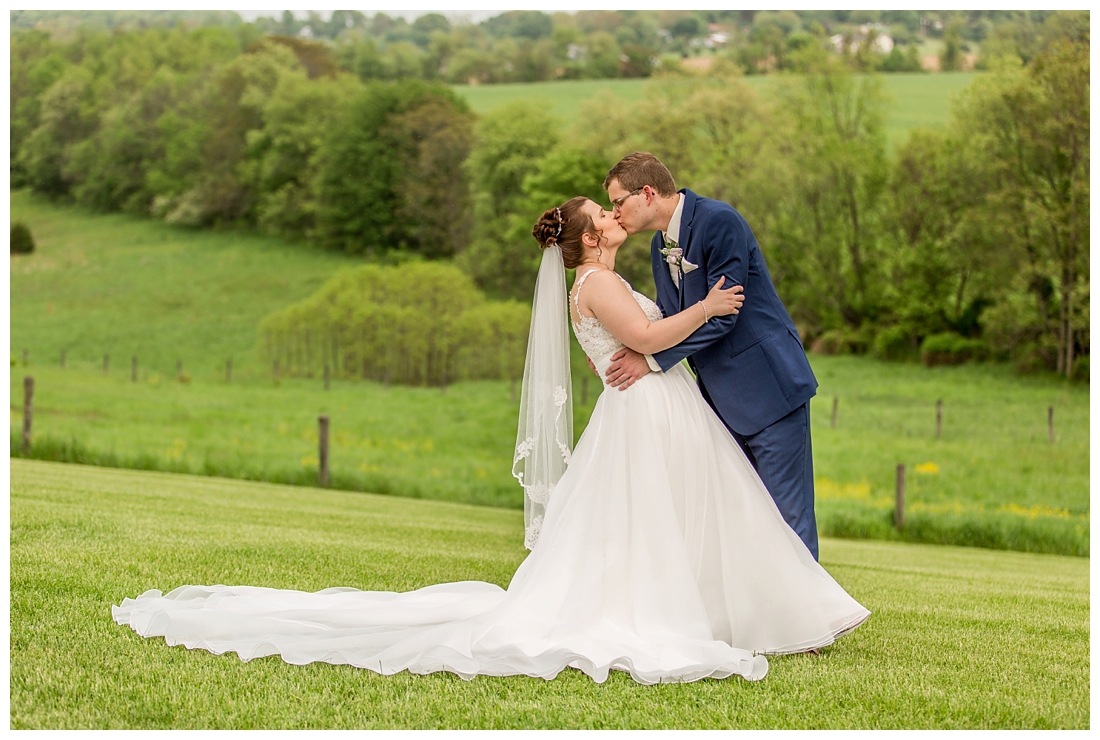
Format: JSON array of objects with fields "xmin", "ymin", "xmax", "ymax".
[{"xmin": 603, "ymin": 152, "xmax": 676, "ymax": 197}]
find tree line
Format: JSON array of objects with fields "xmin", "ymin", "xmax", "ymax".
[
  {"xmin": 13, "ymin": 9, "xmax": 1062, "ymax": 83},
  {"xmin": 10, "ymin": 11, "xmax": 1089, "ymax": 380}
]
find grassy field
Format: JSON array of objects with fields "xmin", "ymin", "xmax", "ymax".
[
  {"xmin": 9, "ymin": 460, "xmax": 1089, "ymax": 729},
  {"xmin": 451, "ymin": 72, "xmax": 979, "ymax": 149},
  {"xmin": 9, "ymin": 191, "xmax": 1090, "ymax": 555}
]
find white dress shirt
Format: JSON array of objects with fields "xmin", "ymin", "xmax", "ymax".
[{"xmin": 644, "ymin": 194, "xmax": 692, "ymax": 373}]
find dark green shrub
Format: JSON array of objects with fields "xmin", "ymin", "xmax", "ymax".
[
  {"xmin": 873, "ymin": 324, "xmax": 921, "ymax": 362},
  {"xmin": 812, "ymin": 327, "xmax": 871, "ymax": 356},
  {"xmin": 920, "ymin": 332, "xmax": 989, "ymax": 366},
  {"xmin": 1072, "ymin": 355, "xmax": 1089, "ymax": 382},
  {"xmin": 1013, "ymin": 340, "xmax": 1058, "ymax": 375},
  {"xmin": 10, "ymin": 222, "xmax": 35, "ymax": 254}
]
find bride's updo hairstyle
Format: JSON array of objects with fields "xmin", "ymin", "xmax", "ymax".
[{"xmin": 532, "ymin": 196, "xmax": 601, "ymax": 270}]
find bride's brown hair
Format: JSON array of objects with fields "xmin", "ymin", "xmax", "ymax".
[{"xmin": 532, "ymin": 197, "xmax": 603, "ymax": 270}]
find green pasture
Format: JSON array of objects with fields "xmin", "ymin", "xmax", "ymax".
[
  {"xmin": 451, "ymin": 72, "xmax": 978, "ymax": 149},
  {"xmin": 8, "ymin": 190, "xmax": 356, "ymax": 381},
  {"xmin": 9, "ymin": 191, "xmax": 1090, "ymax": 555},
  {"xmin": 9, "ymin": 460, "xmax": 1089, "ymax": 729}
]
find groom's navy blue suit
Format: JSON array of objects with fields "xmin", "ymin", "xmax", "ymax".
[{"xmin": 650, "ymin": 189, "xmax": 820, "ymax": 560}]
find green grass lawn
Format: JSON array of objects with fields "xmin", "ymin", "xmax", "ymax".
[
  {"xmin": 9, "ymin": 460, "xmax": 1089, "ymax": 729},
  {"xmin": 451, "ymin": 72, "xmax": 978, "ymax": 149},
  {"xmin": 9, "ymin": 191, "xmax": 1089, "ymax": 555}
]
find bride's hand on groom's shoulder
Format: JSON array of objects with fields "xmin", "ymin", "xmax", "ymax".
[{"xmin": 704, "ymin": 277, "xmax": 745, "ymax": 318}]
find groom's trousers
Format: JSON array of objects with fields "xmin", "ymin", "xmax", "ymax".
[{"xmin": 699, "ymin": 382, "xmax": 820, "ymax": 561}]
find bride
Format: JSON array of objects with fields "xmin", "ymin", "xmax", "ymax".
[{"xmin": 113, "ymin": 197, "xmax": 869, "ymax": 685}]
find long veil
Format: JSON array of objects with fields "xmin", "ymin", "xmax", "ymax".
[{"xmin": 511, "ymin": 244, "xmax": 573, "ymax": 550}]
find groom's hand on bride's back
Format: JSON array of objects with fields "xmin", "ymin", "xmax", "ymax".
[{"xmin": 605, "ymin": 348, "xmax": 651, "ymax": 391}]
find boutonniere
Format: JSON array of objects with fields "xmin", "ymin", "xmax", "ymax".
[
  {"xmin": 660, "ymin": 238, "xmax": 698, "ymax": 275},
  {"xmin": 660, "ymin": 238, "xmax": 684, "ymax": 269}
]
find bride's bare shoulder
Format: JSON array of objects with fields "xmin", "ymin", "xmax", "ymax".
[{"xmin": 575, "ymin": 269, "xmax": 623, "ymax": 291}]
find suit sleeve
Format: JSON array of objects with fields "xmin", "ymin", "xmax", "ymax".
[{"xmin": 651, "ymin": 209, "xmax": 749, "ymax": 372}]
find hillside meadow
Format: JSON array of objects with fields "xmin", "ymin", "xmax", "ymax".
[
  {"xmin": 9, "ymin": 191, "xmax": 1089, "ymax": 555},
  {"xmin": 451, "ymin": 72, "xmax": 979, "ymax": 149},
  {"xmin": 9, "ymin": 460, "xmax": 1090, "ymax": 729}
]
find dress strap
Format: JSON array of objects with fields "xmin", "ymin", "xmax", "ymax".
[{"xmin": 572, "ymin": 268, "xmax": 601, "ymax": 309}]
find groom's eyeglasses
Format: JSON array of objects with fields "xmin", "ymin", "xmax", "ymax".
[{"xmin": 611, "ymin": 187, "xmax": 645, "ymax": 212}]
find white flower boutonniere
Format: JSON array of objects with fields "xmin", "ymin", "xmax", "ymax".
[{"xmin": 660, "ymin": 237, "xmax": 698, "ymax": 286}]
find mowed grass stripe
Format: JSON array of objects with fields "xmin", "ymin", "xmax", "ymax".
[{"xmin": 10, "ymin": 460, "xmax": 1088, "ymax": 729}]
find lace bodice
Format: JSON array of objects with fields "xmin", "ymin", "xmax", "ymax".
[{"xmin": 571, "ymin": 269, "xmax": 664, "ymax": 362}]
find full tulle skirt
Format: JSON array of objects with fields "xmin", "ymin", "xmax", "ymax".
[{"xmin": 113, "ymin": 359, "xmax": 868, "ymax": 684}]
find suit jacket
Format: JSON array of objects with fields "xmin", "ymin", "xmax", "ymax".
[{"xmin": 651, "ymin": 189, "xmax": 817, "ymax": 436}]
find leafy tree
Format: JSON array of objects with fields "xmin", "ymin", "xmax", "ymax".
[
  {"xmin": 750, "ymin": 55, "xmax": 890, "ymax": 333},
  {"xmin": 483, "ymin": 11, "xmax": 554, "ymax": 41},
  {"xmin": 314, "ymin": 81, "xmax": 473, "ymax": 256},
  {"xmin": 881, "ymin": 44, "xmax": 923, "ymax": 73},
  {"xmin": 883, "ymin": 129, "xmax": 1004, "ymax": 347},
  {"xmin": 260, "ymin": 35, "xmax": 339, "ymax": 79},
  {"xmin": 390, "ymin": 98, "xmax": 476, "ymax": 258},
  {"xmin": 17, "ymin": 66, "xmax": 98, "ymax": 196},
  {"xmin": 459, "ymin": 101, "xmax": 558, "ymax": 300},
  {"xmin": 247, "ymin": 68, "xmax": 359, "ymax": 238},
  {"xmin": 10, "ymin": 30, "xmax": 68, "ymax": 185},
  {"xmin": 149, "ymin": 43, "xmax": 301, "ymax": 226},
  {"xmin": 670, "ymin": 16, "xmax": 703, "ymax": 39},
  {"xmin": 940, "ymin": 21, "xmax": 964, "ymax": 71},
  {"xmin": 951, "ymin": 37, "xmax": 1089, "ymax": 376}
]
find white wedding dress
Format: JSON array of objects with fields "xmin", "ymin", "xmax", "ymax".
[{"xmin": 113, "ymin": 270, "xmax": 869, "ymax": 685}]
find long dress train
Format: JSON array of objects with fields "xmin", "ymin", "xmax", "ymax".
[{"xmin": 113, "ymin": 272, "xmax": 869, "ymax": 684}]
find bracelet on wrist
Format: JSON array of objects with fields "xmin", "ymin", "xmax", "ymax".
[{"xmin": 700, "ymin": 301, "xmax": 709, "ymax": 323}]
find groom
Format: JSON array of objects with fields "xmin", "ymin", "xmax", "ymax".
[{"xmin": 603, "ymin": 152, "xmax": 821, "ymax": 560}]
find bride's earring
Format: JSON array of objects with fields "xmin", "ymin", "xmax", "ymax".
[{"xmin": 596, "ymin": 245, "xmax": 603, "ymax": 263}]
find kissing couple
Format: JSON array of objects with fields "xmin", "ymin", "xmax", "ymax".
[{"xmin": 114, "ymin": 153, "xmax": 869, "ymax": 684}]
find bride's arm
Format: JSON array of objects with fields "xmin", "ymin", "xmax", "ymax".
[{"xmin": 579, "ymin": 271, "xmax": 742, "ymax": 355}]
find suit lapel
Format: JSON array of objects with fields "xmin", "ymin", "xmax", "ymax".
[
  {"xmin": 675, "ymin": 189, "xmax": 699, "ymax": 311},
  {"xmin": 679, "ymin": 189, "xmax": 698, "ymax": 267}
]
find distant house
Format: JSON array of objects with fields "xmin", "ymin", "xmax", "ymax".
[
  {"xmin": 829, "ymin": 24, "xmax": 894, "ymax": 55},
  {"xmin": 704, "ymin": 31, "xmax": 730, "ymax": 48},
  {"xmin": 704, "ymin": 22, "xmax": 731, "ymax": 49}
]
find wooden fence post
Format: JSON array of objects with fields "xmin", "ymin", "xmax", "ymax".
[
  {"xmin": 1048, "ymin": 406, "xmax": 1054, "ymax": 444},
  {"xmin": 936, "ymin": 399, "xmax": 943, "ymax": 438},
  {"xmin": 895, "ymin": 463, "xmax": 906, "ymax": 531},
  {"xmin": 318, "ymin": 415, "xmax": 330, "ymax": 487},
  {"xmin": 60, "ymin": 349, "xmax": 65, "ymax": 369},
  {"xmin": 831, "ymin": 396, "xmax": 838, "ymax": 429},
  {"xmin": 177, "ymin": 359, "xmax": 183, "ymax": 382},
  {"xmin": 22, "ymin": 349, "xmax": 28, "ymax": 366},
  {"xmin": 324, "ymin": 363, "xmax": 331, "ymax": 391},
  {"xmin": 226, "ymin": 358, "xmax": 232, "ymax": 383},
  {"xmin": 273, "ymin": 359, "xmax": 279, "ymax": 381},
  {"xmin": 131, "ymin": 356, "xmax": 137, "ymax": 382},
  {"xmin": 22, "ymin": 376, "xmax": 34, "ymax": 456}
]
